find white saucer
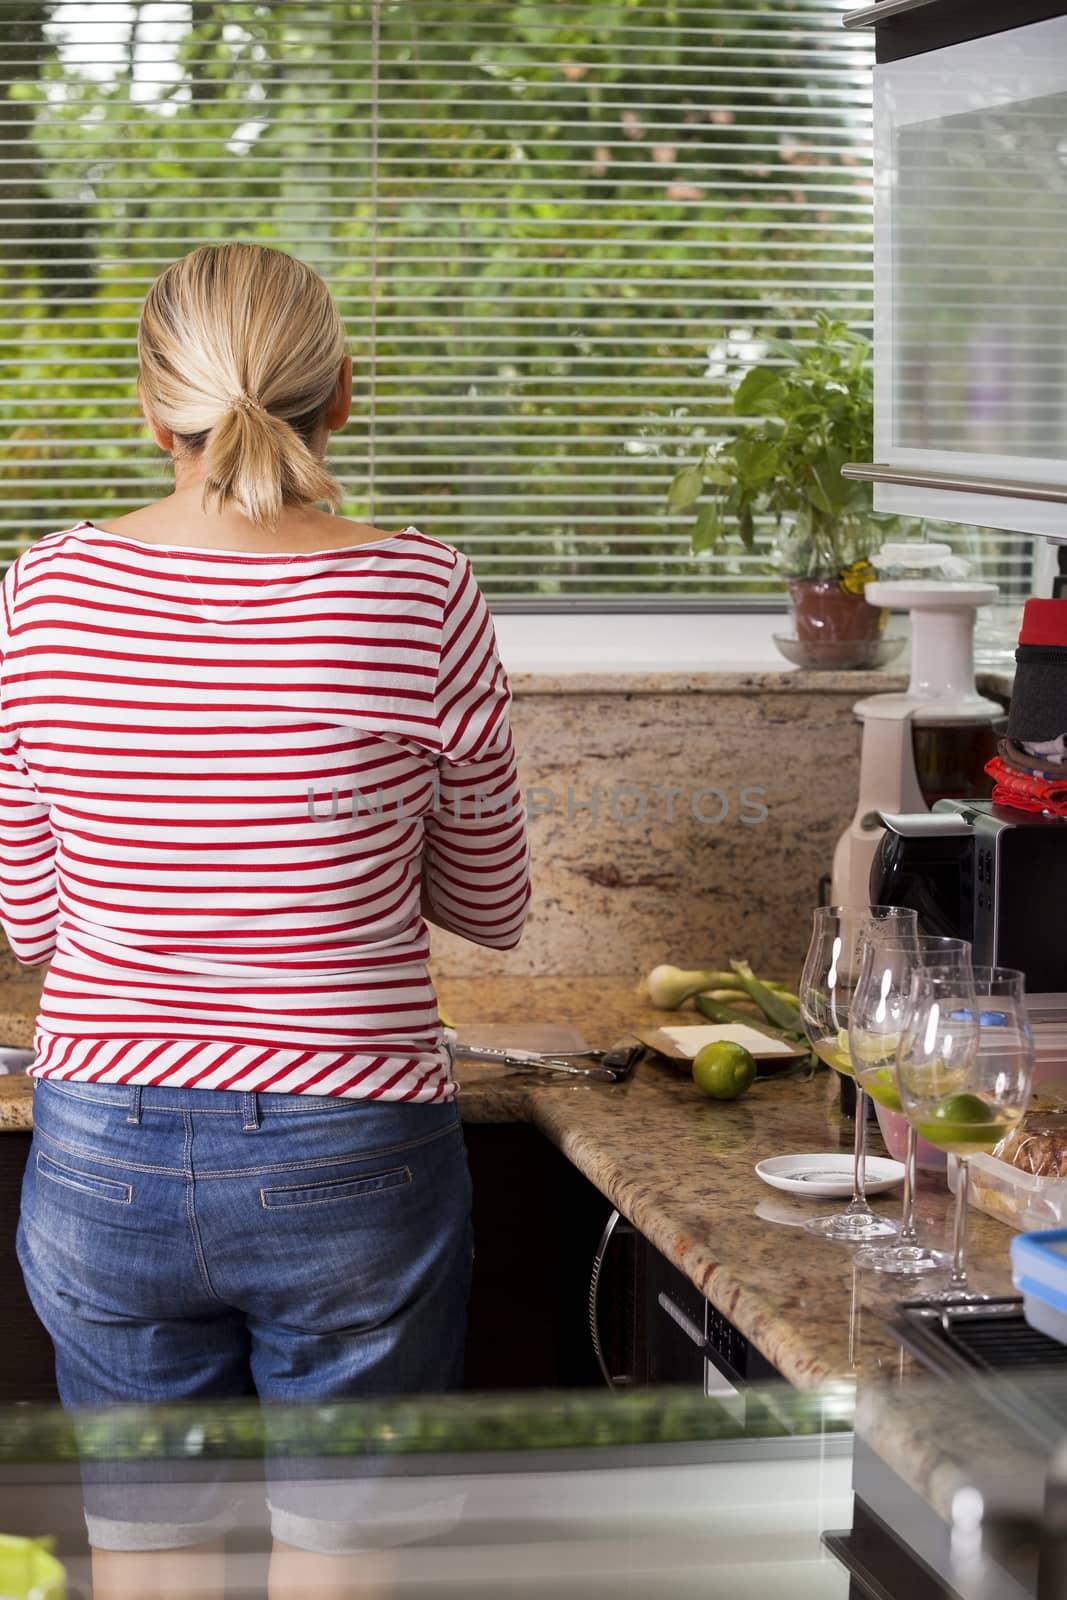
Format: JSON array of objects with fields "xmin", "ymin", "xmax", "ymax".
[{"xmin": 755, "ymin": 1153, "xmax": 905, "ymax": 1198}]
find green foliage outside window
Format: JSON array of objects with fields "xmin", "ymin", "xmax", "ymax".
[{"xmin": 0, "ymin": 1, "xmax": 873, "ymax": 600}]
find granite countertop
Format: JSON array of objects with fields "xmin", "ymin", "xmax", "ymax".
[
  {"xmin": 0, "ymin": 972, "xmax": 1020, "ymax": 1394},
  {"xmin": 508, "ymin": 668, "xmax": 911, "ymax": 696},
  {"xmin": 436, "ymin": 977, "xmax": 1016, "ymax": 1393},
  {"xmin": 505, "ymin": 667, "xmax": 1013, "ymax": 698},
  {"xmin": 0, "ymin": 970, "xmax": 44, "ymax": 1129}
]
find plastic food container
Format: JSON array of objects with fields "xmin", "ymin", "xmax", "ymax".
[
  {"xmin": 1022, "ymin": 994, "xmax": 1067, "ymax": 1096},
  {"xmin": 1010, "ymin": 1229, "xmax": 1067, "ymax": 1345},
  {"xmin": 0, "ymin": 1535, "xmax": 66, "ymax": 1599},
  {"xmin": 948, "ymin": 1149, "xmax": 1067, "ymax": 1232}
]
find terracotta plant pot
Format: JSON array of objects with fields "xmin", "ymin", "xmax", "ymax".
[{"xmin": 788, "ymin": 577, "xmax": 886, "ymax": 644}]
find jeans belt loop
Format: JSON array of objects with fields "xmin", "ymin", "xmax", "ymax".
[
  {"xmin": 126, "ymin": 1084, "xmax": 143, "ymax": 1126},
  {"xmin": 241, "ymin": 1092, "xmax": 261, "ymax": 1132}
]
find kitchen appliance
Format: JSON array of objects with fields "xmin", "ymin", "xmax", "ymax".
[
  {"xmin": 588, "ymin": 1209, "xmax": 787, "ymax": 1404},
  {"xmin": 889, "ymin": 1297, "xmax": 1067, "ymax": 1452},
  {"xmin": 842, "ymin": 5, "xmax": 1067, "ymax": 542},
  {"xmin": 865, "ymin": 1296, "xmax": 1067, "ymax": 1600},
  {"xmin": 870, "ymin": 799, "xmax": 1067, "ymax": 993},
  {"xmin": 831, "ymin": 570, "xmax": 1004, "ymax": 908}
]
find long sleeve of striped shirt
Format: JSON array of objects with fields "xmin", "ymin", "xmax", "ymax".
[
  {"xmin": 0, "ymin": 566, "xmax": 57, "ymax": 965},
  {"xmin": 421, "ymin": 551, "xmax": 530, "ymax": 949}
]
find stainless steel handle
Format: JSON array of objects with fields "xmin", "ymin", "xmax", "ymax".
[
  {"xmin": 589, "ymin": 1207, "xmax": 634, "ymax": 1391},
  {"xmin": 657, "ymin": 1292, "xmax": 745, "ymax": 1404},
  {"xmin": 843, "ymin": 0, "xmax": 963, "ymax": 27},
  {"xmin": 656, "ymin": 1291, "xmax": 706, "ymax": 1352},
  {"xmin": 842, "ymin": 463, "xmax": 1067, "ymax": 506},
  {"xmin": 877, "ymin": 808, "xmax": 976, "ymax": 837}
]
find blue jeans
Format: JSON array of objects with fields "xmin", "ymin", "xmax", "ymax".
[{"xmin": 17, "ymin": 1075, "xmax": 473, "ymax": 1553}]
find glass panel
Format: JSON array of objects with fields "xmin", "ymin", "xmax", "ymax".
[
  {"xmin": 894, "ymin": 90, "xmax": 1067, "ymax": 462},
  {"xmin": 874, "ymin": 14, "xmax": 1067, "ymax": 542}
]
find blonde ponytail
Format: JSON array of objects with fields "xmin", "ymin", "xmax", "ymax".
[{"xmin": 137, "ymin": 243, "xmax": 348, "ymax": 530}]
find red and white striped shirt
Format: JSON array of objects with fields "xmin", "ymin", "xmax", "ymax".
[{"xmin": 0, "ymin": 522, "xmax": 530, "ymax": 1103}]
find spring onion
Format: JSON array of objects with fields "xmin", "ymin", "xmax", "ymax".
[
  {"xmin": 644, "ymin": 965, "xmax": 741, "ymax": 1010},
  {"xmin": 730, "ymin": 960, "xmax": 805, "ymax": 1032}
]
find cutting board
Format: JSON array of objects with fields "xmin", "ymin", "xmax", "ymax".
[{"xmin": 634, "ymin": 1022, "xmax": 806, "ymax": 1065}]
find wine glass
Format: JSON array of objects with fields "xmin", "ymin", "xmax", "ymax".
[
  {"xmin": 798, "ymin": 904, "xmax": 918, "ymax": 1241},
  {"xmin": 897, "ymin": 965, "xmax": 1033, "ymax": 1301},
  {"xmin": 849, "ymin": 935, "xmax": 972, "ymax": 1274}
]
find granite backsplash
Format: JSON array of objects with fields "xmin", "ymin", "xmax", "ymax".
[{"xmin": 431, "ymin": 668, "xmax": 905, "ymax": 981}]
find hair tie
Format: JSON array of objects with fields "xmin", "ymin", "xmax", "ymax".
[{"xmin": 227, "ymin": 391, "xmax": 264, "ymax": 417}]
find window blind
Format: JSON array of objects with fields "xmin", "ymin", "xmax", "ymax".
[{"xmin": 0, "ymin": 0, "xmax": 1032, "ymax": 604}]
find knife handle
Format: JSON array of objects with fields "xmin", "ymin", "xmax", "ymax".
[{"xmin": 455, "ymin": 1045, "xmax": 545, "ymax": 1064}]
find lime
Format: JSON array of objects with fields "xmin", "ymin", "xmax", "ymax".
[
  {"xmin": 812, "ymin": 1034, "xmax": 853, "ymax": 1077},
  {"xmin": 692, "ymin": 1041, "xmax": 757, "ymax": 1100},
  {"xmin": 917, "ymin": 1093, "xmax": 999, "ymax": 1150},
  {"xmin": 851, "ymin": 1029, "xmax": 900, "ymax": 1069},
  {"xmin": 865, "ymin": 1068, "xmax": 902, "ymax": 1113}
]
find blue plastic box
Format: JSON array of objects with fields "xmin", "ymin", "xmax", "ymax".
[{"xmin": 1010, "ymin": 1228, "xmax": 1067, "ymax": 1344}]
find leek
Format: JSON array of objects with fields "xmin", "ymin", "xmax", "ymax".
[
  {"xmin": 701, "ymin": 989, "xmax": 760, "ymax": 1008},
  {"xmin": 730, "ymin": 960, "xmax": 805, "ymax": 1032},
  {"xmin": 644, "ymin": 965, "xmax": 739, "ymax": 1010},
  {"xmin": 695, "ymin": 995, "xmax": 780, "ymax": 1031}
]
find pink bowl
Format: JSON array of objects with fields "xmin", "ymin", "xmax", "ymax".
[{"xmin": 873, "ymin": 1099, "xmax": 947, "ymax": 1174}]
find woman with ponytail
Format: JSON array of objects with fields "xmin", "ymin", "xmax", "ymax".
[{"xmin": 1, "ymin": 243, "xmax": 530, "ymax": 1598}]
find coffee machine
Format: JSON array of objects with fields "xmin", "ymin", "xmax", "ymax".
[{"xmin": 870, "ymin": 799, "xmax": 1067, "ymax": 994}]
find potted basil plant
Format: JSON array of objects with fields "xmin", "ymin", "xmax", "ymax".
[{"xmin": 668, "ymin": 313, "xmax": 909, "ymax": 661}]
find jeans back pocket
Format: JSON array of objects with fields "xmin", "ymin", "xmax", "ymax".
[
  {"xmin": 35, "ymin": 1150, "xmax": 133, "ymax": 1205},
  {"xmin": 260, "ymin": 1164, "xmax": 412, "ymax": 1209}
]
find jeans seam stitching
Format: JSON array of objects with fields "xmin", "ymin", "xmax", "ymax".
[
  {"xmin": 35, "ymin": 1126, "xmax": 187, "ymax": 1177},
  {"xmin": 184, "ymin": 1109, "xmax": 223, "ymax": 1303},
  {"xmin": 191, "ymin": 1119, "xmax": 461, "ymax": 1178},
  {"xmin": 33, "ymin": 1113, "xmax": 459, "ymax": 1179}
]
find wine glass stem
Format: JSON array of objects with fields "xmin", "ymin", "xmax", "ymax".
[
  {"xmin": 901, "ymin": 1123, "xmax": 918, "ymax": 1245},
  {"xmin": 845, "ymin": 1085, "xmax": 872, "ymax": 1217},
  {"xmin": 951, "ymin": 1157, "xmax": 970, "ymax": 1290}
]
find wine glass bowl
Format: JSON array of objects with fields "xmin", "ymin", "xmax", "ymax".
[
  {"xmin": 797, "ymin": 904, "xmax": 917, "ymax": 1243},
  {"xmin": 904, "ymin": 979, "xmax": 1032, "ymax": 1153},
  {"xmin": 849, "ymin": 935, "xmax": 972, "ymax": 1274},
  {"xmin": 897, "ymin": 965, "xmax": 1034, "ymax": 1298}
]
